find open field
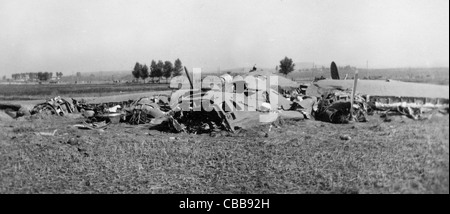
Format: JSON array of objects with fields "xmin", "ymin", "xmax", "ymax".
[
  {"xmin": 0, "ymin": 113, "xmax": 448, "ymax": 194},
  {"xmin": 0, "ymin": 83, "xmax": 170, "ymax": 101}
]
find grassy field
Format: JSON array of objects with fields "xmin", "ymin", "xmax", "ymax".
[
  {"xmin": 0, "ymin": 114, "xmax": 448, "ymax": 194},
  {"xmin": 0, "ymin": 83, "xmax": 170, "ymax": 100}
]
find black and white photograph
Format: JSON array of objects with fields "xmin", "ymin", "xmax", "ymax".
[{"xmin": 0, "ymin": 0, "xmax": 448, "ymax": 199}]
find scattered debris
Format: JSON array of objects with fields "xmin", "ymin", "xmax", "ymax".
[
  {"xmin": 97, "ymin": 113, "xmax": 122, "ymax": 124},
  {"xmin": 123, "ymin": 96, "xmax": 170, "ymax": 125},
  {"xmin": 313, "ymin": 74, "xmax": 449, "ymax": 121},
  {"xmin": 67, "ymin": 137, "xmax": 80, "ymax": 145},
  {"xmin": 290, "ymin": 96, "xmax": 318, "ymax": 119},
  {"xmin": 368, "ymin": 96, "xmax": 449, "ymax": 120},
  {"xmin": 167, "ymin": 93, "xmax": 236, "ymax": 134},
  {"xmin": 315, "ymin": 90, "xmax": 368, "ymax": 124},
  {"xmin": 31, "ymin": 96, "xmax": 77, "ymax": 116},
  {"xmin": 74, "ymin": 121, "xmax": 110, "ymax": 130},
  {"xmin": 35, "ymin": 129, "xmax": 58, "ymax": 136},
  {"xmin": 82, "ymin": 110, "xmax": 95, "ymax": 118},
  {"xmin": 17, "ymin": 107, "xmax": 31, "ymax": 117},
  {"xmin": 340, "ymin": 135, "xmax": 352, "ymax": 141}
]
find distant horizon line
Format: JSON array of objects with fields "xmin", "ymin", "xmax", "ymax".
[
  {"xmin": 91, "ymin": 65, "xmax": 450, "ymax": 73},
  {"xmin": 3, "ymin": 65, "xmax": 449, "ymax": 76}
]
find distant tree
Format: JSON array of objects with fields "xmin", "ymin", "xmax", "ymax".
[
  {"xmin": 44, "ymin": 72, "xmax": 51, "ymax": 81},
  {"xmin": 132, "ymin": 62, "xmax": 141, "ymax": 82},
  {"xmin": 36, "ymin": 72, "xmax": 50, "ymax": 81},
  {"xmin": 155, "ymin": 60, "xmax": 164, "ymax": 82},
  {"xmin": 279, "ymin": 56, "xmax": 295, "ymax": 76},
  {"xmin": 89, "ymin": 74, "xmax": 95, "ymax": 83},
  {"xmin": 149, "ymin": 60, "xmax": 157, "ymax": 82},
  {"xmin": 163, "ymin": 61, "xmax": 173, "ymax": 82},
  {"xmin": 76, "ymin": 72, "xmax": 82, "ymax": 83},
  {"xmin": 2, "ymin": 75, "xmax": 6, "ymax": 81},
  {"xmin": 173, "ymin": 58, "xmax": 183, "ymax": 77},
  {"xmin": 140, "ymin": 64, "xmax": 149, "ymax": 83}
]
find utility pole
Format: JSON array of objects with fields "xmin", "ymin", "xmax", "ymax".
[
  {"xmin": 366, "ymin": 60, "xmax": 369, "ymax": 79},
  {"xmin": 350, "ymin": 70, "xmax": 359, "ymax": 121}
]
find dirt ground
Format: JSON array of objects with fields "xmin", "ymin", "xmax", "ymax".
[{"xmin": 0, "ymin": 112, "xmax": 448, "ymax": 194}]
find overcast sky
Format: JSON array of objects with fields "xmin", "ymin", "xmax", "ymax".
[{"xmin": 0, "ymin": 0, "xmax": 448, "ymax": 76}]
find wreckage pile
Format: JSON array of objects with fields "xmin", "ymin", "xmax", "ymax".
[
  {"xmin": 367, "ymin": 95, "xmax": 449, "ymax": 120},
  {"xmin": 25, "ymin": 88, "xmax": 369, "ymax": 133},
  {"xmin": 315, "ymin": 90, "xmax": 368, "ymax": 124},
  {"xmin": 15, "ymin": 67, "xmax": 448, "ymax": 134},
  {"xmin": 312, "ymin": 77, "xmax": 449, "ymax": 121},
  {"xmin": 31, "ymin": 96, "xmax": 77, "ymax": 116},
  {"xmin": 126, "ymin": 96, "xmax": 170, "ymax": 125}
]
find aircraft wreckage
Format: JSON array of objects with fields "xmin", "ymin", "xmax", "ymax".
[{"xmin": 17, "ymin": 64, "xmax": 450, "ymax": 134}]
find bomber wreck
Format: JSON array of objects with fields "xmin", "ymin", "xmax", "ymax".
[{"xmin": 10, "ymin": 63, "xmax": 449, "ymax": 135}]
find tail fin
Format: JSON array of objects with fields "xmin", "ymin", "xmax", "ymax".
[{"xmin": 330, "ymin": 61, "xmax": 340, "ymax": 80}]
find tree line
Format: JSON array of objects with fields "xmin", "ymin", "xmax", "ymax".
[
  {"xmin": 130, "ymin": 56, "xmax": 295, "ymax": 83},
  {"xmin": 11, "ymin": 72, "xmax": 63, "ymax": 81},
  {"xmin": 132, "ymin": 58, "xmax": 183, "ymax": 83}
]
